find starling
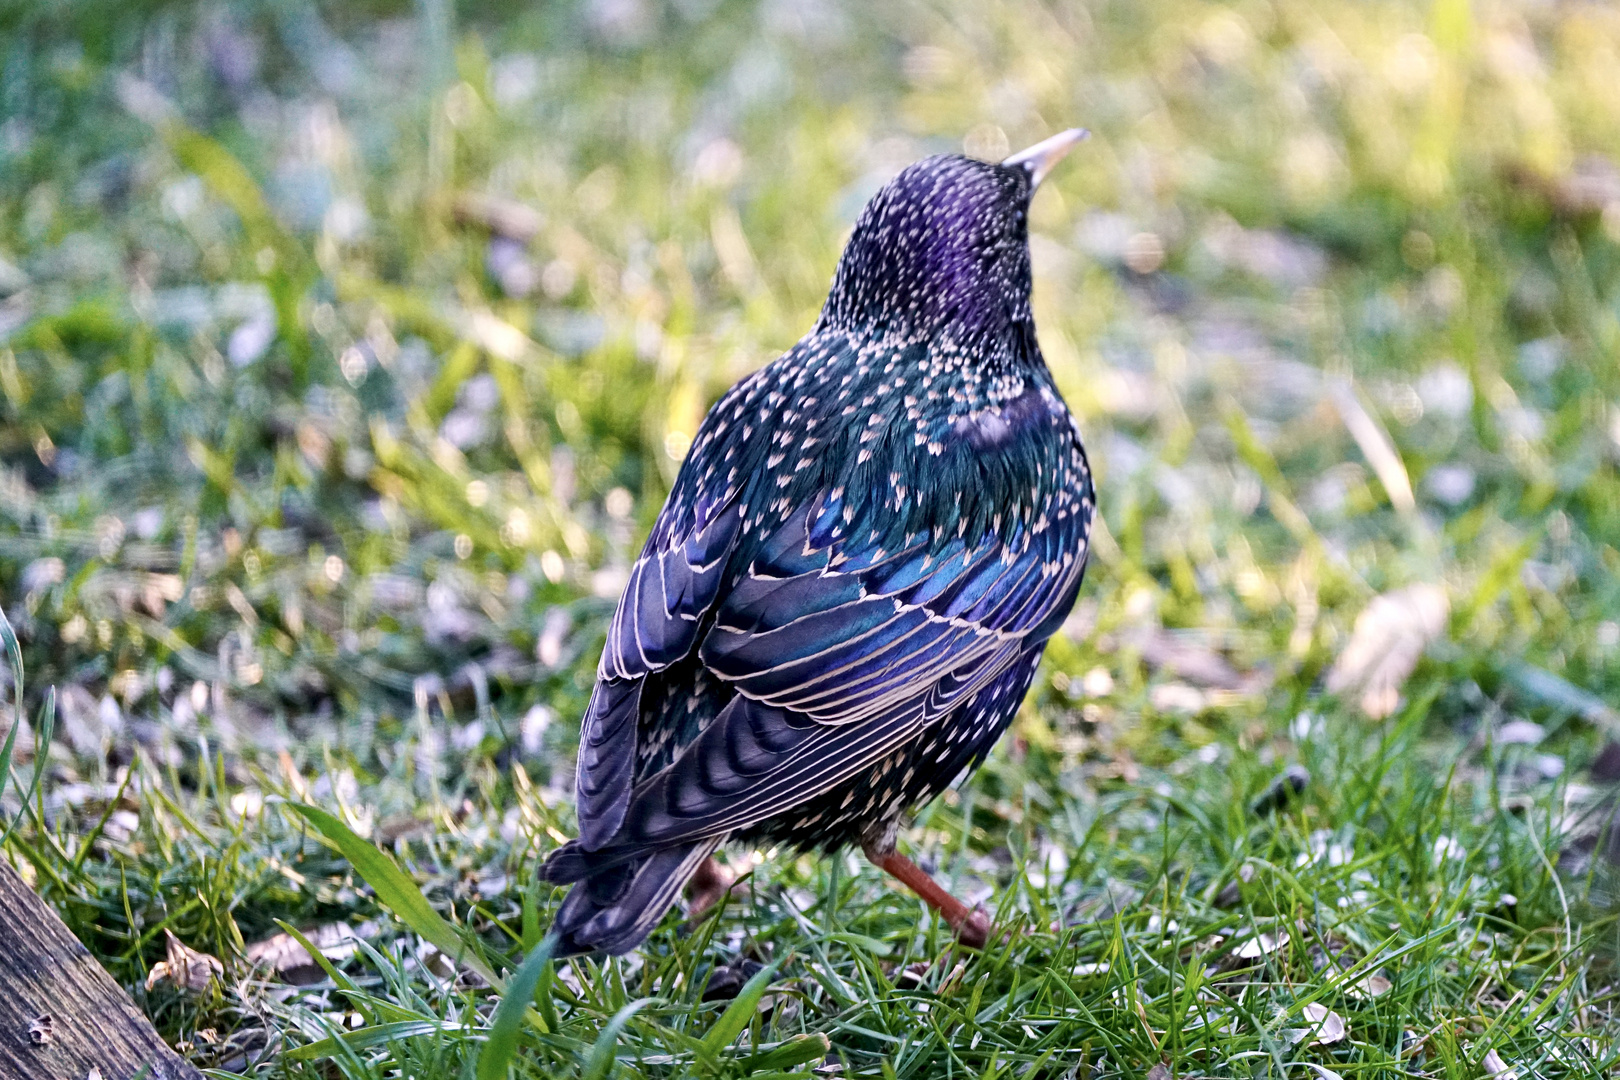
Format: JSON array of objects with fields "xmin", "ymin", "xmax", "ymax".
[{"xmin": 542, "ymin": 129, "xmax": 1096, "ymax": 956}]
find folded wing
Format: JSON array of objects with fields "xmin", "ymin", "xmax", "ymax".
[
  {"xmin": 575, "ymin": 499, "xmax": 741, "ymax": 849},
  {"xmin": 578, "ymin": 490, "xmax": 1087, "ymax": 854}
]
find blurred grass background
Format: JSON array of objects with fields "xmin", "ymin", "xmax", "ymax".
[{"xmin": 2, "ymin": 0, "xmax": 1620, "ymax": 1076}]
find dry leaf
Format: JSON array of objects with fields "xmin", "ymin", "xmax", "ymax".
[
  {"xmin": 245, "ymin": 932, "xmax": 313, "ymax": 974},
  {"xmin": 1348, "ymin": 973, "xmax": 1392, "ymax": 999},
  {"xmin": 1332, "ymin": 382, "xmax": 1414, "ymax": 514},
  {"xmin": 1325, "ymin": 584, "xmax": 1448, "ymax": 718},
  {"xmin": 1480, "ymin": 1048, "xmax": 1516, "ymax": 1079},
  {"xmin": 145, "ymin": 930, "xmax": 223, "ymax": 994},
  {"xmin": 1146, "ymin": 1064, "xmax": 1172, "ymax": 1080},
  {"xmin": 419, "ymin": 943, "xmax": 456, "ymax": 979},
  {"xmin": 245, "ymin": 922, "xmax": 363, "ymax": 983},
  {"xmin": 1133, "ymin": 627, "xmax": 1267, "ymax": 692},
  {"xmin": 1234, "ymin": 930, "xmax": 1289, "ymax": 959},
  {"xmin": 1150, "ymin": 682, "xmax": 1207, "ymax": 714},
  {"xmin": 1301, "ymin": 1002, "xmax": 1348, "ymax": 1045}
]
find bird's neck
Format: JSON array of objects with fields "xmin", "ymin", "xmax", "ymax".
[
  {"xmin": 923, "ymin": 314, "xmax": 1048, "ymax": 401},
  {"xmin": 817, "ymin": 307, "xmax": 1044, "ymax": 393}
]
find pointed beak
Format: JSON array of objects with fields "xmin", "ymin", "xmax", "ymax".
[{"xmin": 1003, "ymin": 128, "xmax": 1089, "ymax": 191}]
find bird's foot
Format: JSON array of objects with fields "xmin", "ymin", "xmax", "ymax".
[
  {"xmin": 864, "ymin": 844, "xmax": 997, "ymax": 950},
  {"xmin": 685, "ymin": 856, "xmax": 736, "ymax": 922}
]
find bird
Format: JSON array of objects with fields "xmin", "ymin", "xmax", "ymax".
[{"xmin": 540, "ymin": 129, "xmax": 1096, "ymax": 957}]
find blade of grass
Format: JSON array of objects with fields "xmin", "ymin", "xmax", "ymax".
[
  {"xmin": 0, "ymin": 604, "xmax": 52, "ymax": 842},
  {"xmin": 1, "ymin": 687, "xmax": 54, "ymax": 847},
  {"xmin": 270, "ymin": 920, "xmax": 368, "ymax": 995},
  {"xmin": 699, "ymin": 958, "xmax": 782, "ymax": 1064},
  {"xmin": 1505, "ymin": 662, "xmax": 1620, "ymax": 735},
  {"xmin": 0, "ymin": 604, "xmax": 22, "ymax": 809},
  {"xmin": 475, "ymin": 934, "xmax": 558, "ymax": 1080},
  {"xmin": 286, "ymin": 1020, "xmax": 468, "ymax": 1061},
  {"xmin": 534, "ymin": 939, "xmax": 561, "ymax": 1037},
  {"xmin": 284, "ymin": 801, "xmax": 501, "ymax": 988},
  {"xmin": 70, "ymin": 758, "xmax": 137, "ymax": 874},
  {"xmin": 521, "ymin": 871, "xmax": 542, "ymax": 951},
  {"xmin": 582, "ymin": 997, "xmax": 662, "ymax": 1080},
  {"xmin": 0, "ymin": 718, "xmax": 18, "ymax": 819},
  {"xmin": 744, "ymin": 1032, "xmax": 832, "ymax": 1071}
]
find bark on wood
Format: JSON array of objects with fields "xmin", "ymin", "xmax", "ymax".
[{"xmin": 0, "ymin": 857, "xmax": 203, "ymax": 1080}]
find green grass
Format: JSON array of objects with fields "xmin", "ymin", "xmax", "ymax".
[{"xmin": 2, "ymin": 0, "xmax": 1619, "ymax": 1076}]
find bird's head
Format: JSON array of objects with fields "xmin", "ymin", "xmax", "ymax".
[{"xmin": 817, "ymin": 129, "xmax": 1087, "ymax": 348}]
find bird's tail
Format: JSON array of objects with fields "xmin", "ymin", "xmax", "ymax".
[{"xmin": 540, "ymin": 838, "xmax": 720, "ymax": 957}]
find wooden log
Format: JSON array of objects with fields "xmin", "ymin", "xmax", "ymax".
[{"xmin": 0, "ymin": 858, "xmax": 203, "ymax": 1080}]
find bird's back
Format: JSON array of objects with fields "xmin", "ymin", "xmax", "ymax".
[
  {"xmin": 598, "ymin": 323, "xmax": 1091, "ymax": 844},
  {"xmin": 543, "ymin": 143, "xmax": 1095, "ymax": 956}
]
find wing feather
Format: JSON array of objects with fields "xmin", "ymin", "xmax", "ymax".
[
  {"xmin": 620, "ymin": 693, "xmax": 929, "ymax": 845},
  {"xmin": 578, "ymin": 500, "xmax": 743, "ymax": 841},
  {"xmin": 574, "ymin": 374, "xmax": 1092, "ymax": 854},
  {"xmin": 575, "ymin": 678, "xmax": 642, "ymax": 849}
]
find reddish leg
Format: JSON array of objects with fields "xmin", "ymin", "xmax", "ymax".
[
  {"xmin": 686, "ymin": 856, "xmax": 736, "ymax": 921},
  {"xmin": 864, "ymin": 845, "xmax": 991, "ymax": 949}
]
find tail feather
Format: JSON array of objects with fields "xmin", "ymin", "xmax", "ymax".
[
  {"xmin": 548, "ymin": 838, "xmax": 721, "ymax": 957},
  {"xmin": 540, "ymin": 839, "xmax": 635, "ymax": 885}
]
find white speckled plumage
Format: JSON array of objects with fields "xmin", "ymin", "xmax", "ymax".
[{"xmin": 544, "ymin": 144, "xmax": 1095, "ymax": 957}]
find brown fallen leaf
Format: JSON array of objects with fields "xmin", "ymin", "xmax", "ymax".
[
  {"xmin": 419, "ymin": 944, "xmax": 456, "ymax": 980},
  {"xmin": 1325, "ymin": 583, "xmax": 1448, "ymax": 718},
  {"xmin": 245, "ymin": 932, "xmax": 309, "ymax": 969},
  {"xmin": 246, "ymin": 923, "xmax": 369, "ymax": 984},
  {"xmin": 145, "ymin": 930, "xmax": 223, "ymax": 994}
]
